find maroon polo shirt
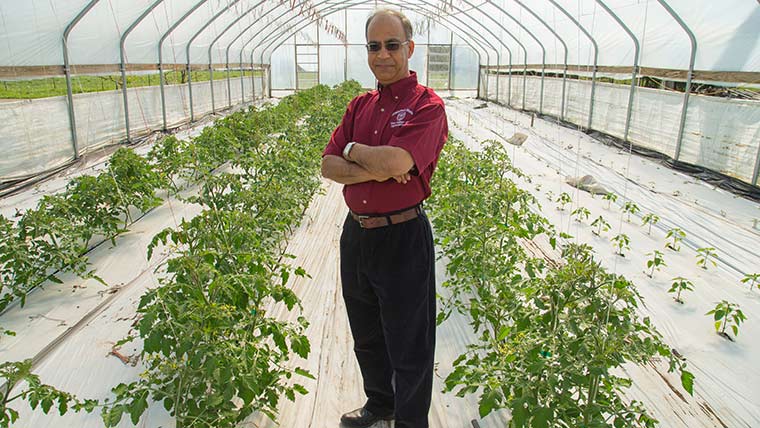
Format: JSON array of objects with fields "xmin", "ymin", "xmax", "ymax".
[{"xmin": 323, "ymin": 71, "xmax": 448, "ymax": 215}]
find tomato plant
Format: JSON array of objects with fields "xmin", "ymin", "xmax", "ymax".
[
  {"xmin": 623, "ymin": 201, "xmax": 640, "ymax": 222},
  {"xmin": 1, "ymin": 359, "xmax": 97, "ymax": 428},
  {"xmin": 668, "ymin": 276, "xmax": 693, "ymax": 304},
  {"xmin": 571, "ymin": 206, "xmax": 590, "ymax": 223},
  {"xmin": 555, "ymin": 192, "xmax": 572, "ymax": 211},
  {"xmin": 641, "ymin": 213, "xmax": 660, "ymax": 235},
  {"xmin": 707, "ymin": 300, "xmax": 746, "ymax": 340},
  {"xmin": 612, "ymin": 233, "xmax": 631, "ymax": 257},
  {"xmin": 603, "ymin": 192, "xmax": 617, "ymax": 209},
  {"xmin": 646, "ymin": 250, "xmax": 666, "ymax": 278},
  {"xmin": 741, "ymin": 273, "xmax": 759, "ymax": 291},
  {"xmin": 427, "ymin": 137, "xmax": 693, "ymax": 428},
  {"xmin": 101, "ymin": 82, "xmax": 362, "ymax": 428},
  {"xmin": 665, "ymin": 227, "xmax": 686, "ymax": 251},
  {"xmin": 695, "ymin": 247, "xmax": 717, "ymax": 270},
  {"xmin": 591, "ymin": 215, "xmax": 610, "ymax": 236}
]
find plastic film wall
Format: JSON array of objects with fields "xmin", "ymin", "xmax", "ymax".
[
  {"xmin": 0, "ymin": 75, "xmax": 268, "ymax": 181},
  {"xmin": 480, "ymin": 71, "xmax": 760, "ymax": 186}
]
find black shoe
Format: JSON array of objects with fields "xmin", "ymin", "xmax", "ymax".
[{"xmin": 340, "ymin": 407, "xmax": 394, "ymax": 427}]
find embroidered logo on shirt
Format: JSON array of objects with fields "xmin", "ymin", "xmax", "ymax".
[{"xmin": 390, "ymin": 108, "xmax": 414, "ymax": 128}]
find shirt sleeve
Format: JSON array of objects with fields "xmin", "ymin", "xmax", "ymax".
[
  {"xmin": 322, "ymin": 97, "xmax": 357, "ymax": 158},
  {"xmin": 386, "ymin": 102, "xmax": 448, "ymax": 175}
]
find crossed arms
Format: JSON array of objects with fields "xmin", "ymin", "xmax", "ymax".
[{"xmin": 321, "ymin": 143, "xmax": 415, "ymax": 185}]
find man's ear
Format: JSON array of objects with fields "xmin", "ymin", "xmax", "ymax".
[{"xmin": 407, "ymin": 40, "xmax": 415, "ymax": 59}]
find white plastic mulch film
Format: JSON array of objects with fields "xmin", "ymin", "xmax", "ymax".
[{"xmin": 0, "ymin": 0, "xmax": 759, "ymax": 185}]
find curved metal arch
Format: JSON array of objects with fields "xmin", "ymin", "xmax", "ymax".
[
  {"xmin": 252, "ymin": 0, "xmax": 503, "ymax": 92},
  {"xmin": 63, "ymin": 0, "xmax": 100, "ymax": 158},
  {"xmin": 224, "ymin": 0, "xmax": 370, "ymax": 106},
  {"xmin": 185, "ymin": 0, "xmax": 245, "ymax": 121},
  {"xmin": 512, "ymin": 0, "xmax": 569, "ymax": 118},
  {"xmin": 158, "ymin": 0, "xmax": 208, "ymax": 130},
  {"xmin": 230, "ymin": 0, "xmax": 495, "ymax": 93},
  {"xmin": 217, "ymin": 0, "xmax": 355, "ymax": 100},
  {"xmin": 251, "ymin": 1, "xmax": 509, "ymax": 92},
  {"xmin": 654, "ymin": 0, "xmax": 697, "ymax": 163},
  {"xmin": 206, "ymin": 0, "xmax": 269, "ymax": 113},
  {"xmin": 546, "ymin": 0, "xmax": 599, "ymax": 130},
  {"xmin": 120, "ymin": 0, "xmax": 164, "ymax": 142},
  {"xmin": 595, "ymin": 0, "xmax": 640, "ymax": 143},
  {"xmin": 383, "ymin": 0, "xmax": 507, "ymax": 103},
  {"xmin": 254, "ymin": 0, "xmax": 497, "ymax": 86},
  {"xmin": 255, "ymin": 1, "xmax": 499, "ymax": 94},
  {"xmin": 481, "ymin": 1, "xmax": 543, "ymax": 112},
  {"xmin": 433, "ymin": 0, "xmax": 517, "ymax": 105}
]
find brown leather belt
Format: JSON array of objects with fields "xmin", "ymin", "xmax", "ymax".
[{"xmin": 350, "ymin": 206, "xmax": 422, "ymax": 229}]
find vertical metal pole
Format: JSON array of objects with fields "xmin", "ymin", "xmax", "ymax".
[
  {"xmin": 547, "ymin": 0, "xmax": 599, "ymax": 129},
  {"xmin": 448, "ymin": 31, "xmax": 453, "ymax": 91},
  {"xmin": 209, "ymin": 62, "xmax": 215, "ymax": 113},
  {"xmin": 188, "ymin": 63, "xmax": 194, "ymax": 121},
  {"xmin": 596, "ymin": 0, "xmax": 639, "ymax": 142},
  {"xmin": 240, "ymin": 50, "xmax": 246, "ymax": 105},
  {"xmin": 226, "ymin": 54, "xmax": 232, "ymax": 108},
  {"xmin": 754, "ymin": 141, "xmax": 760, "ymax": 187},
  {"xmin": 186, "ymin": 0, "xmax": 243, "ymax": 122},
  {"xmin": 425, "ymin": 19, "xmax": 430, "ymax": 87},
  {"xmin": 158, "ymin": 0, "xmax": 208, "ymax": 131},
  {"xmin": 513, "ymin": 0, "xmax": 569, "ymax": 119},
  {"xmin": 656, "ymin": 0, "xmax": 697, "ymax": 162},
  {"xmin": 120, "ymin": 0, "xmax": 164, "ymax": 142},
  {"xmin": 344, "ymin": 10, "xmax": 348, "ymax": 83},
  {"xmin": 62, "ymin": 0, "xmax": 100, "ymax": 159},
  {"xmin": 294, "ymin": 37, "xmax": 299, "ymax": 91},
  {"xmin": 316, "ymin": 21, "xmax": 321, "ymax": 86}
]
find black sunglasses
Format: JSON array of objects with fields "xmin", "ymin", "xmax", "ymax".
[{"xmin": 365, "ymin": 40, "xmax": 410, "ymax": 53}]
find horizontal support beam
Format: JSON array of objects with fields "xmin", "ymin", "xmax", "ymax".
[
  {"xmin": 0, "ymin": 63, "xmax": 269, "ymax": 78},
  {"xmin": 484, "ymin": 64, "xmax": 760, "ymax": 84}
]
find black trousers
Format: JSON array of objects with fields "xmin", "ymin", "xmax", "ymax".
[{"xmin": 340, "ymin": 209, "xmax": 436, "ymax": 428}]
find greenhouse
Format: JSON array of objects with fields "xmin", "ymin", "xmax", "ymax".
[{"xmin": 0, "ymin": 0, "xmax": 758, "ymax": 427}]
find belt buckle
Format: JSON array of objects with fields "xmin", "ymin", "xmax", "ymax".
[{"xmin": 357, "ymin": 214, "xmax": 371, "ymax": 228}]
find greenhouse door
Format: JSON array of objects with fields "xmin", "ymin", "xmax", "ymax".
[
  {"xmin": 296, "ymin": 44, "xmax": 319, "ymax": 90},
  {"xmin": 427, "ymin": 44, "xmax": 451, "ymax": 90}
]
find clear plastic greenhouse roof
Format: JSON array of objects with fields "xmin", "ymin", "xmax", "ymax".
[{"xmin": 1, "ymin": 0, "xmax": 759, "ymax": 72}]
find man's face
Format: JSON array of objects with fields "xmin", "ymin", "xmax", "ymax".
[{"xmin": 366, "ymin": 14, "xmax": 415, "ymax": 86}]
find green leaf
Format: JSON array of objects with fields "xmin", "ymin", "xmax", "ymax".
[
  {"xmin": 497, "ymin": 326, "xmax": 510, "ymax": 342},
  {"xmin": 531, "ymin": 406, "xmax": 552, "ymax": 428},
  {"xmin": 478, "ymin": 389, "xmax": 500, "ymax": 418},
  {"xmin": 295, "ymin": 367, "xmax": 316, "ymax": 380},
  {"xmin": 680, "ymin": 370, "xmax": 694, "ymax": 395}
]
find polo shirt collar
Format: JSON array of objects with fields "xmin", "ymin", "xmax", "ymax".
[{"xmin": 377, "ymin": 71, "xmax": 418, "ymax": 99}]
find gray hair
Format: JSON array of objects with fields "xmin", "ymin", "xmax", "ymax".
[{"xmin": 365, "ymin": 9, "xmax": 413, "ymax": 41}]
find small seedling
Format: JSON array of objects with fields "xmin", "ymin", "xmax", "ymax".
[
  {"xmin": 571, "ymin": 206, "xmax": 591, "ymax": 223},
  {"xmin": 612, "ymin": 233, "xmax": 631, "ymax": 257},
  {"xmin": 603, "ymin": 192, "xmax": 617, "ymax": 209},
  {"xmin": 646, "ymin": 250, "xmax": 666, "ymax": 278},
  {"xmin": 546, "ymin": 190, "xmax": 555, "ymax": 202},
  {"xmin": 668, "ymin": 277, "xmax": 693, "ymax": 304},
  {"xmin": 741, "ymin": 273, "xmax": 760, "ymax": 291},
  {"xmin": 622, "ymin": 201, "xmax": 640, "ymax": 222},
  {"xmin": 706, "ymin": 300, "xmax": 746, "ymax": 340},
  {"xmin": 665, "ymin": 227, "xmax": 686, "ymax": 251},
  {"xmin": 696, "ymin": 247, "xmax": 717, "ymax": 270},
  {"xmin": 556, "ymin": 192, "xmax": 572, "ymax": 211},
  {"xmin": 591, "ymin": 215, "xmax": 610, "ymax": 236},
  {"xmin": 641, "ymin": 213, "xmax": 660, "ymax": 235}
]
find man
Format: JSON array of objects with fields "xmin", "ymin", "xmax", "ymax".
[{"xmin": 321, "ymin": 8, "xmax": 448, "ymax": 428}]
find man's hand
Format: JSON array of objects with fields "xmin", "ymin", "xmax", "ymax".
[{"xmin": 392, "ymin": 173, "xmax": 411, "ymax": 184}]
